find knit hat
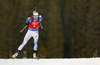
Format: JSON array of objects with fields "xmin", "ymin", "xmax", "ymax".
[{"xmin": 33, "ymin": 11, "xmax": 39, "ymax": 16}]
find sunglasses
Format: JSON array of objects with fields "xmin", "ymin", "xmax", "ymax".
[{"xmin": 33, "ymin": 15, "xmax": 38, "ymax": 18}]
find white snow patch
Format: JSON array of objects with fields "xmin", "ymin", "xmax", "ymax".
[{"xmin": 0, "ymin": 58, "xmax": 100, "ymax": 65}]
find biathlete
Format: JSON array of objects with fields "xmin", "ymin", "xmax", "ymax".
[{"xmin": 12, "ymin": 11, "xmax": 43, "ymax": 59}]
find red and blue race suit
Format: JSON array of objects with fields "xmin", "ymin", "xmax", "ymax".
[{"xmin": 26, "ymin": 16, "xmax": 42, "ymax": 31}]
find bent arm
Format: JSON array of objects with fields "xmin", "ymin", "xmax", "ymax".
[
  {"xmin": 39, "ymin": 15, "xmax": 43, "ymax": 29},
  {"xmin": 26, "ymin": 17, "xmax": 31, "ymax": 25}
]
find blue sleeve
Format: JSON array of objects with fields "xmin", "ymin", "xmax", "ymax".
[
  {"xmin": 39, "ymin": 15, "xmax": 42, "ymax": 22},
  {"xmin": 26, "ymin": 17, "xmax": 31, "ymax": 24}
]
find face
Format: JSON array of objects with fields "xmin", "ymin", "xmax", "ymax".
[{"xmin": 33, "ymin": 15, "xmax": 38, "ymax": 20}]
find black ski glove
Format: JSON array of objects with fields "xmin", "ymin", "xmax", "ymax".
[{"xmin": 26, "ymin": 23, "xmax": 29, "ymax": 25}]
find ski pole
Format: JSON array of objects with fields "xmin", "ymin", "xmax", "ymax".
[
  {"xmin": 34, "ymin": 5, "xmax": 37, "ymax": 11},
  {"xmin": 20, "ymin": 25, "xmax": 27, "ymax": 32}
]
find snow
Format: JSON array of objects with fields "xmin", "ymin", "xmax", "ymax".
[{"xmin": 0, "ymin": 58, "xmax": 100, "ymax": 65}]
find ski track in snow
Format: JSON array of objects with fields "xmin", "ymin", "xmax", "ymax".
[{"xmin": 0, "ymin": 58, "xmax": 100, "ymax": 65}]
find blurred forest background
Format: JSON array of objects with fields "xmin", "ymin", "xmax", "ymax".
[{"xmin": 0, "ymin": 0, "xmax": 100, "ymax": 58}]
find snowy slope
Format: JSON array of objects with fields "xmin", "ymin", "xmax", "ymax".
[{"xmin": 0, "ymin": 58, "xmax": 100, "ymax": 65}]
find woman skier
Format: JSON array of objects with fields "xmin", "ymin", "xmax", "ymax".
[{"xmin": 12, "ymin": 11, "xmax": 43, "ymax": 59}]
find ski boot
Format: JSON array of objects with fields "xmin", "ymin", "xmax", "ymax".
[
  {"xmin": 12, "ymin": 50, "xmax": 20, "ymax": 59},
  {"xmin": 33, "ymin": 53, "xmax": 37, "ymax": 59}
]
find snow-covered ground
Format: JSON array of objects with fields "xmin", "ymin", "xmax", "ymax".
[{"xmin": 0, "ymin": 58, "xmax": 100, "ymax": 65}]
